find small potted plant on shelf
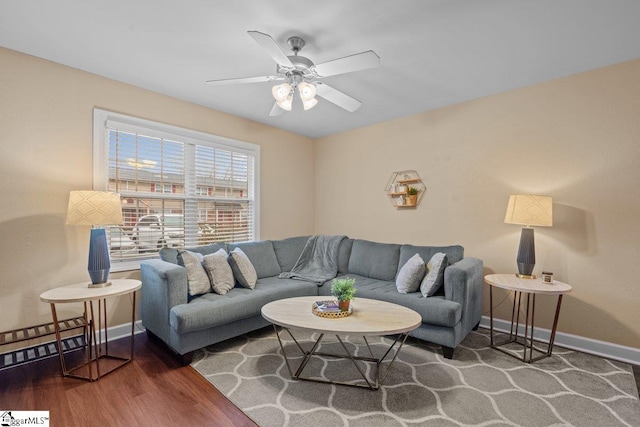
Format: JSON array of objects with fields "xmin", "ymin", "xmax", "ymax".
[
  {"xmin": 331, "ymin": 277, "xmax": 356, "ymax": 311},
  {"xmin": 406, "ymin": 186, "xmax": 419, "ymax": 206}
]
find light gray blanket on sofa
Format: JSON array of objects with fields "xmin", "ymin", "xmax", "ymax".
[{"xmin": 279, "ymin": 235, "xmax": 346, "ymax": 284}]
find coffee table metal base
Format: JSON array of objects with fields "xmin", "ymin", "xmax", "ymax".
[{"xmin": 272, "ymin": 324, "xmax": 410, "ymax": 390}]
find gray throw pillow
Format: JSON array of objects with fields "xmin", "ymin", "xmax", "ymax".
[
  {"xmin": 203, "ymin": 248, "xmax": 235, "ymax": 295},
  {"xmin": 395, "ymin": 253, "xmax": 426, "ymax": 294},
  {"xmin": 177, "ymin": 250, "xmax": 212, "ymax": 296},
  {"xmin": 420, "ymin": 252, "xmax": 448, "ymax": 297},
  {"xmin": 228, "ymin": 247, "xmax": 257, "ymax": 289}
]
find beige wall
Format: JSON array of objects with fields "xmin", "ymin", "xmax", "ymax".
[
  {"xmin": 0, "ymin": 47, "xmax": 315, "ymax": 333},
  {"xmin": 315, "ymin": 59, "xmax": 640, "ymax": 348},
  {"xmin": 2, "ymin": 45, "xmax": 638, "ymax": 351}
]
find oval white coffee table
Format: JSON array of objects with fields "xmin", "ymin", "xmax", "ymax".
[{"xmin": 262, "ymin": 296, "xmax": 421, "ymax": 390}]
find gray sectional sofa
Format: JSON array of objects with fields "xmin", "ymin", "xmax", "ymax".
[{"xmin": 140, "ymin": 236, "xmax": 483, "ymax": 364}]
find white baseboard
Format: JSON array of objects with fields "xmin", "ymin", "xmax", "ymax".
[
  {"xmin": 480, "ymin": 316, "xmax": 640, "ymax": 366},
  {"xmin": 97, "ymin": 320, "xmax": 146, "ymax": 343}
]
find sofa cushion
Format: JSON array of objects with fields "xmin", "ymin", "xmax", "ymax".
[
  {"xmin": 169, "ymin": 278, "xmax": 318, "ymax": 334},
  {"xmin": 348, "ymin": 239, "xmax": 400, "ymax": 281},
  {"xmin": 177, "ymin": 250, "xmax": 212, "ymax": 296},
  {"xmin": 398, "ymin": 244, "xmax": 463, "ymax": 272},
  {"xmin": 227, "ymin": 240, "xmax": 281, "ymax": 278},
  {"xmin": 160, "ymin": 243, "xmax": 226, "ymax": 265},
  {"xmin": 337, "ymin": 238, "xmax": 354, "ymax": 274},
  {"xmin": 203, "ymin": 248, "xmax": 235, "ymax": 295},
  {"xmin": 421, "ymin": 253, "xmax": 448, "ymax": 297},
  {"xmin": 318, "ymin": 274, "xmax": 461, "ymax": 327},
  {"xmin": 228, "ymin": 248, "xmax": 257, "ymax": 289},
  {"xmin": 396, "ymin": 253, "xmax": 426, "ymax": 294},
  {"xmin": 271, "ymin": 236, "xmax": 309, "ymax": 272}
]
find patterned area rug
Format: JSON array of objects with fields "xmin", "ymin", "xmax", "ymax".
[{"xmin": 192, "ymin": 327, "xmax": 640, "ymax": 426}]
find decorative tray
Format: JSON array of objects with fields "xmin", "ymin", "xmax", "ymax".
[{"xmin": 312, "ymin": 300, "xmax": 352, "ymax": 318}]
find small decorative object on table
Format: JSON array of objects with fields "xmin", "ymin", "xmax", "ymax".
[
  {"xmin": 330, "ymin": 277, "xmax": 356, "ymax": 312},
  {"xmin": 312, "ymin": 300, "xmax": 352, "ymax": 318},
  {"xmin": 542, "ymin": 271, "xmax": 554, "ymax": 284}
]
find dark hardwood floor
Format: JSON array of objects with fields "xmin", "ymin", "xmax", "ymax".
[{"xmin": 0, "ymin": 334, "xmax": 257, "ymax": 427}]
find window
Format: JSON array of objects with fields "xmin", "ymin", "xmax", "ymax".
[
  {"xmin": 93, "ymin": 109, "xmax": 260, "ymax": 270},
  {"xmin": 154, "ymin": 183, "xmax": 173, "ymax": 193}
]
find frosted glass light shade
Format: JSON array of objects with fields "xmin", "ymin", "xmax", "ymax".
[
  {"xmin": 276, "ymin": 95, "xmax": 293, "ymax": 111},
  {"xmin": 66, "ymin": 191, "xmax": 123, "ymax": 226},
  {"xmin": 298, "ymin": 82, "xmax": 317, "ymax": 101},
  {"xmin": 504, "ymin": 195, "xmax": 553, "ymax": 227},
  {"xmin": 272, "ymin": 83, "xmax": 292, "ymax": 101},
  {"xmin": 302, "ymin": 97, "xmax": 318, "ymax": 110}
]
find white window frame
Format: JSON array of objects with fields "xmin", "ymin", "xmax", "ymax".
[
  {"xmin": 154, "ymin": 183, "xmax": 173, "ymax": 193},
  {"xmin": 93, "ymin": 108, "xmax": 261, "ymax": 272}
]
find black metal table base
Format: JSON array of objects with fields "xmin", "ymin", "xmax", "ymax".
[
  {"xmin": 272, "ymin": 324, "xmax": 410, "ymax": 390},
  {"xmin": 490, "ymin": 287, "xmax": 564, "ymax": 363}
]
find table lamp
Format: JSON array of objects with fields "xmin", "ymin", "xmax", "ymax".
[
  {"xmin": 66, "ymin": 191, "xmax": 123, "ymax": 287},
  {"xmin": 504, "ymin": 195, "xmax": 553, "ymax": 279}
]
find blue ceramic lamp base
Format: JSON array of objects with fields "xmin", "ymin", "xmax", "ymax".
[
  {"xmin": 516, "ymin": 227, "xmax": 536, "ymax": 279},
  {"xmin": 88, "ymin": 228, "xmax": 112, "ymax": 288}
]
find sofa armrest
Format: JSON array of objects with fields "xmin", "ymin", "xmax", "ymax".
[
  {"xmin": 444, "ymin": 257, "xmax": 483, "ymax": 333},
  {"xmin": 140, "ymin": 259, "xmax": 188, "ymax": 343}
]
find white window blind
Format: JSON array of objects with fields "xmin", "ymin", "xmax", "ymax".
[{"xmin": 93, "ymin": 109, "xmax": 260, "ymax": 269}]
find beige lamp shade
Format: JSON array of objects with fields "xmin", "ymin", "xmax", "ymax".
[
  {"xmin": 66, "ymin": 191, "xmax": 123, "ymax": 226},
  {"xmin": 504, "ymin": 195, "xmax": 553, "ymax": 227}
]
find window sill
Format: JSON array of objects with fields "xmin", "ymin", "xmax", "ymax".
[{"xmin": 111, "ymin": 259, "xmax": 145, "ymax": 272}]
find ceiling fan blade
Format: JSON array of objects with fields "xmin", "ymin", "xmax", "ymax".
[
  {"xmin": 312, "ymin": 50, "xmax": 380, "ymax": 77},
  {"xmin": 269, "ymin": 102, "xmax": 284, "ymax": 116},
  {"xmin": 315, "ymin": 82, "xmax": 362, "ymax": 112},
  {"xmin": 206, "ymin": 76, "xmax": 280, "ymax": 86},
  {"xmin": 247, "ymin": 31, "xmax": 294, "ymax": 68}
]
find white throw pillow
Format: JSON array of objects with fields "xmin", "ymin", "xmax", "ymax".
[
  {"xmin": 420, "ymin": 252, "xmax": 448, "ymax": 297},
  {"xmin": 203, "ymin": 249, "xmax": 235, "ymax": 295},
  {"xmin": 177, "ymin": 250, "xmax": 212, "ymax": 296},
  {"xmin": 396, "ymin": 253, "xmax": 426, "ymax": 294},
  {"xmin": 228, "ymin": 247, "xmax": 257, "ymax": 289}
]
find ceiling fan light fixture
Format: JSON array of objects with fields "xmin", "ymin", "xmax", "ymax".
[
  {"xmin": 298, "ymin": 82, "xmax": 317, "ymax": 101},
  {"xmin": 272, "ymin": 83, "xmax": 292, "ymax": 101},
  {"xmin": 277, "ymin": 94, "xmax": 293, "ymax": 111},
  {"xmin": 302, "ymin": 97, "xmax": 318, "ymax": 110}
]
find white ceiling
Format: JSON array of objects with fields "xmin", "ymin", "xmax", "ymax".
[{"xmin": 2, "ymin": 1, "xmax": 640, "ymax": 138}]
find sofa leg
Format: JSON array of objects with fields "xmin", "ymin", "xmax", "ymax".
[
  {"xmin": 178, "ymin": 352, "xmax": 194, "ymax": 366},
  {"xmin": 442, "ymin": 346, "xmax": 455, "ymax": 359},
  {"xmin": 146, "ymin": 329, "xmax": 193, "ymax": 366},
  {"xmin": 472, "ymin": 321, "xmax": 480, "ymax": 331}
]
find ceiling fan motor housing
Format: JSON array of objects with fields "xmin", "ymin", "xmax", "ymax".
[
  {"xmin": 278, "ymin": 56, "xmax": 315, "ymax": 83},
  {"xmin": 287, "ymin": 36, "xmax": 305, "ymax": 53},
  {"xmin": 276, "ymin": 36, "xmax": 316, "ymax": 82}
]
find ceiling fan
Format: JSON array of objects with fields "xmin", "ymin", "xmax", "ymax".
[{"xmin": 206, "ymin": 31, "xmax": 380, "ymax": 116}]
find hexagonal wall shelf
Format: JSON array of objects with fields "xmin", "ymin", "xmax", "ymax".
[{"xmin": 384, "ymin": 170, "xmax": 426, "ymax": 208}]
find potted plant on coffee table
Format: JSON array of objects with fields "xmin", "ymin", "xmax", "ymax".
[
  {"xmin": 406, "ymin": 186, "xmax": 419, "ymax": 206},
  {"xmin": 331, "ymin": 277, "xmax": 357, "ymax": 311}
]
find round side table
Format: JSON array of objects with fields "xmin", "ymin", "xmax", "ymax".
[
  {"xmin": 40, "ymin": 278, "xmax": 141, "ymax": 381},
  {"xmin": 485, "ymin": 274, "xmax": 572, "ymax": 363}
]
